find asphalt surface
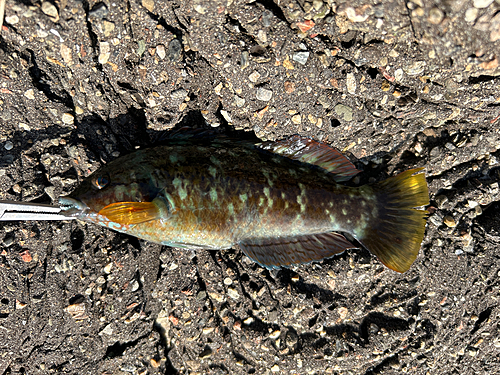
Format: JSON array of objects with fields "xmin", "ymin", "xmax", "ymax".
[{"xmin": 1, "ymin": 0, "xmax": 500, "ymax": 374}]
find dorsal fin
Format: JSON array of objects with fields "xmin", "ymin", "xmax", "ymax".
[{"xmin": 259, "ymin": 135, "xmax": 360, "ymax": 182}]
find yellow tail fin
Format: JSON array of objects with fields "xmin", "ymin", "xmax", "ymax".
[{"xmin": 359, "ymin": 168, "xmax": 429, "ymax": 273}]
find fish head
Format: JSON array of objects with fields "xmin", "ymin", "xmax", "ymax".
[{"xmin": 59, "ymin": 153, "xmax": 159, "ymax": 224}]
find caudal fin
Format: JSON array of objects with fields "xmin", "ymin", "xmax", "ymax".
[{"xmin": 359, "ymin": 168, "xmax": 429, "ymax": 273}]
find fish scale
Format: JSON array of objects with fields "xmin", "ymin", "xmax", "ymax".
[{"xmin": 59, "ymin": 132, "xmax": 429, "ymax": 273}]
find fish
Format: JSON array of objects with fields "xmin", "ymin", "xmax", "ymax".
[{"xmin": 59, "ymin": 130, "xmax": 429, "ymax": 273}]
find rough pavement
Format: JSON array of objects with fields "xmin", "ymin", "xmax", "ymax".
[{"xmin": 1, "ymin": 0, "xmax": 500, "ymax": 374}]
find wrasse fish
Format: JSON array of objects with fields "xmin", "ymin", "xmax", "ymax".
[{"xmin": 59, "ymin": 130, "xmax": 429, "ymax": 273}]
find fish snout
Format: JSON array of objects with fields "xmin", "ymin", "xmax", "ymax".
[{"xmin": 58, "ymin": 197, "xmax": 89, "ymax": 217}]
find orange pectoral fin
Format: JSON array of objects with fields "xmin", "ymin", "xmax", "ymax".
[{"xmin": 98, "ymin": 202, "xmax": 160, "ymax": 225}]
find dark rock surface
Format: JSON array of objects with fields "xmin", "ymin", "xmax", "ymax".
[{"xmin": 1, "ymin": 0, "xmax": 499, "ymax": 374}]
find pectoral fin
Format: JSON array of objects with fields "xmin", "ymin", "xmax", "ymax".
[
  {"xmin": 98, "ymin": 202, "xmax": 160, "ymax": 225},
  {"xmin": 239, "ymin": 232, "xmax": 357, "ymax": 269}
]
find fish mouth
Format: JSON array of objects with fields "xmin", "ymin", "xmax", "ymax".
[{"xmin": 58, "ymin": 197, "xmax": 89, "ymax": 218}]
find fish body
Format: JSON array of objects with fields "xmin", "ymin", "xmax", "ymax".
[{"xmin": 61, "ymin": 133, "xmax": 429, "ymax": 272}]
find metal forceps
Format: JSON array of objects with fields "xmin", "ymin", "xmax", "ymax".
[{"xmin": 0, "ymin": 200, "xmax": 75, "ymax": 221}]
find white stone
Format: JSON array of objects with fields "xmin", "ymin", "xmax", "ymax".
[
  {"xmin": 5, "ymin": 15, "xmax": 20, "ymax": 25},
  {"xmin": 156, "ymin": 45, "xmax": 166, "ymax": 59},
  {"xmin": 98, "ymin": 42, "xmax": 111, "ymax": 64},
  {"xmin": 256, "ymin": 87, "xmax": 272, "ymax": 101},
  {"xmin": 465, "ymin": 8, "xmax": 479, "ymax": 22},
  {"xmin": 24, "ymin": 89, "xmax": 35, "ymax": 100},
  {"xmin": 473, "ymin": 0, "xmax": 494, "ymax": 8},
  {"xmin": 62, "ymin": 113, "xmax": 74, "ymax": 125},
  {"xmin": 346, "ymin": 73, "xmax": 356, "ymax": 94}
]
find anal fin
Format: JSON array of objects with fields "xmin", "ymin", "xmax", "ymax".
[{"xmin": 239, "ymin": 232, "xmax": 357, "ymax": 269}]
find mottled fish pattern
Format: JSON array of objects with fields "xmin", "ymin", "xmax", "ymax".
[{"xmin": 60, "ymin": 131, "xmax": 429, "ymax": 273}]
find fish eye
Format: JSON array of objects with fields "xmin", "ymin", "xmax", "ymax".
[{"xmin": 92, "ymin": 175, "xmax": 109, "ymax": 189}]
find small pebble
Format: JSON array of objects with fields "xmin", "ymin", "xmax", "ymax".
[
  {"xmin": 338, "ymin": 307, "xmax": 348, "ymax": 320},
  {"xmin": 282, "ymin": 58, "xmax": 294, "ymax": 70},
  {"xmin": 62, "ymin": 113, "xmax": 74, "ymax": 125},
  {"xmin": 103, "ymin": 263, "xmax": 113, "ymax": 274},
  {"xmin": 100, "ymin": 324, "xmax": 113, "ymax": 335},
  {"xmin": 473, "ymin": 0, "xmax": 494, "ymax": 8},
  {"xmin": 249, "ymin": 71, "xmax": 261, "ymax": 83},
  {"xmin": 60, "ymin": 44, "xmax": 73, "ymax": 65},
  {"xmin": 269, "ymin": 330, "xmax": 281, "ymax": 339},
  {"xmin": 167, "ymin": 39, "xmax": 182, "ymax": 62},
  {"xmin": 137, "ymin": 40, "xmax": 146, "ymax": 56},
  {"xmin": 334, "ymin": 104, "xmax": 353, "ymax": 121},
  {"xmin": 443, "ymin": 215, "xmax": 456, "ymax": 227},
  {"xmin": 156, "ymin": 44, "xmax": 166, "ymax": 59},
  {"xmin": 142, "ymin": 0, "xmax": 155, "ymax": 12},
  {"xmin": 50, "ymin": 29, "xmax": 63, "ymax": 42},
  {"xmin": 428, "ymin": 8, "xmax": 444, "ymax": 24},
  {"xmin": 227, "ymin": 288, "xmax": 239, "ymax": 300},
  {"xmin": 465, "ymin": 8, "xmax": 478, "ymax": 22},
  {"xmin": 292, "ymin": 51, "xmax": 309, "ymax": 65},
  {"xmin": 262, "ymin": 10, "xmax": 273, "ymax": 27},
  {"xmin": 257, "ymin": 30, "xmax": 267, "ymax": 43},
  {"xmin": 233, "ymin": 95, "xmax": 245, "ymax": 107},
  {"xmin": 24, "ymin": 89, "xmax": 35, "ymax": 100},
  {"xmin": 346, "ymin": 73, "xmax": 356, "ymax": 94},
  {"xmin": 202, "ymin": 327, "xmax": 214, "ymax": 335},
  {"xmin": 170, "ymin": 88, "xmax": 188, "ymax": 100},
  {"xmin": 220, "ymin": 110, "xmax": 232, "ymax": 123},
  {"xmin": 240, "ymin": 51, "xmax": 250, "ymax": 70},
  {"xmin": 131, "ymin": 280, "xmax": 140, "ymax": 292},
  {"xmin": 5, "ymin": 15, "xmax": 20, "ymax": 25},
  {"xmin": 296, "ymin": 20, "xmax": 314, "ymax": 33},
  {"xmin": 414, "ymin": 142, "xmax": 423, "ymax": 154},
  {"xmin": 20, "ymin": 250, "xmax": 32, "ymax": 263},
  {"xmin": 194, "ymin": 4, "xmax": 206, "ymax": 14},
  {"xmin": 284, "ymin": 81, "xmax": 295, "ymax": 93},
  {"xmin": 1, "ymin": 111, "xmax": 11, "ymax": 121},
  {"xmin": 313, "ymin": 0, "xmax": 323, "ymax": 11},
  {"xmin": 256, "ymin": 87, "xmax": 272, "ymax": 101},
  {"xmin": 404, "ymin": 61, "xmax": 426, "ymax": 75},
  {"xmin": 41, "ymin": 1, "xmax": 59, "ymax": 21},
  {"xmin": 89, "ymin": 3, "xmax": 108, "ymax": 18},
  {"xmin": 291, "ymin": 114, "xmax": 302, "ymax": 124},
  {"xmin": 389, "ymin": 50, "xmax": 399, "ymax": 58},
  {"xmin": 430, "ymin": 146, "xmax": 441, "ymax": 158},
  {"xmin": 393, "ymin": 68, "xmax": 404, "ymax": 82},
  {"xmin": 4, "ymin": 141, "xmax": 13, "ymax": 151},
  {"xmin": 98, "ymin": 42, "xmax": 111, "ymax": 64},
  {"xmin": 102, "ymin": 20, "xmax": 115, "ymax": 37},
  {"xmin": 434, "ymin": 195, "xmax": 448, "ymax": 208},
  {"xmin": 3, "ymin": 236, "xmax": 14, "ymax": 247},
  {"xmin": 214, "ymin": 82, "xmax": 223, "ymax": 96},
  {"xmin": 445, "ymin": 142, "xmax": 456, "ymax": 150}
]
